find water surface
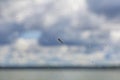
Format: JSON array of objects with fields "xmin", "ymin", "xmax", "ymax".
[{"xmin": 0, "ymin": 69, "xmax": 120, "ymax": 80}]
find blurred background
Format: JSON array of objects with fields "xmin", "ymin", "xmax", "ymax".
[
  {"xmin": 1, "ymin": 0, "xmax": 120, "ymax": 80},
  {"xmin": 0, "ymin": 0, "xmax": 120, "ymax": 67}
]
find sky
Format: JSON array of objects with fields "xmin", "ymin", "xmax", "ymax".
[{"xmin": 0, "ymin": 0, "xmax": 120, "ymax": 66}]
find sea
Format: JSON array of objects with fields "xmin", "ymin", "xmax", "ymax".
[{"xmin": 0, "ymin": 69, "xmax": 120, "ymax": 80}]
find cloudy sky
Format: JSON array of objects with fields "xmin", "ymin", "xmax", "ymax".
[{"xmin": 0, "ymin": 0, "xmax": 120, "ymax": 67}]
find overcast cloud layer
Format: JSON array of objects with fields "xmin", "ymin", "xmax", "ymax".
[{"xmin": 0, "ymin": 0, "xmax": 120, "ymax": 66}]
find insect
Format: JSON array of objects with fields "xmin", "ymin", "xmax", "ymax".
[{"xmin": 57, "ymin": 38, "xmax": 64, "ymax": 44}]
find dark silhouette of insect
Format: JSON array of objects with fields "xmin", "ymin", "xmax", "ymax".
[{"xmin": 58, "ymin": 38, "xmax": 64, "ymax": 44}]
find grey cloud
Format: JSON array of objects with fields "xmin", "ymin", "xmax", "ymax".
[
  {"xmin": 39, "ymin": 28, "xmax": 110, "ymax": 53},
  {"xmin": 0, "ymin": 0, "xmax": 91, "ymax": 46},
  {"xmin": 0, "ymin": 0, "xmax": 120, "ymax": 66},
  {"xmin": 0, "ymin": 23, "xmax": 24, "ymax": 45},
  {"xmin": 0, "ymin": 0, "xmax": 112, "ymax": 54},
  {"xmin": 87, "ymin": 0, "xmax": 120, "ymax": 19}
]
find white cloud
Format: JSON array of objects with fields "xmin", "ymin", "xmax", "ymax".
[
  {"xmin": 13, "ymin": 38, "xmax": 37, "ymax": 51},
  {"xmin": 0, "ymin": 46, "xmax": 10, "ymax": 65},
  {"xmin": 110, "ymin": 30, "xmax": 120, "ymax": 42},
  {"xmin": 43, "ymin": 14, "xmax": 58, "ymax": 27},
  {"xmin": 81, "ymin": 30, "xmax": 91, "ymax": 39}
]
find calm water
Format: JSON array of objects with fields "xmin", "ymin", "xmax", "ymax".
[{"xmin": 0, "ymin": 69, "xmax": 120, "ymax": 80}]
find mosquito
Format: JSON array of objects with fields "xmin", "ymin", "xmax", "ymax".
[{"xmin": 57, "ymin": 38, "xmax": 64, "ymax": 44}]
